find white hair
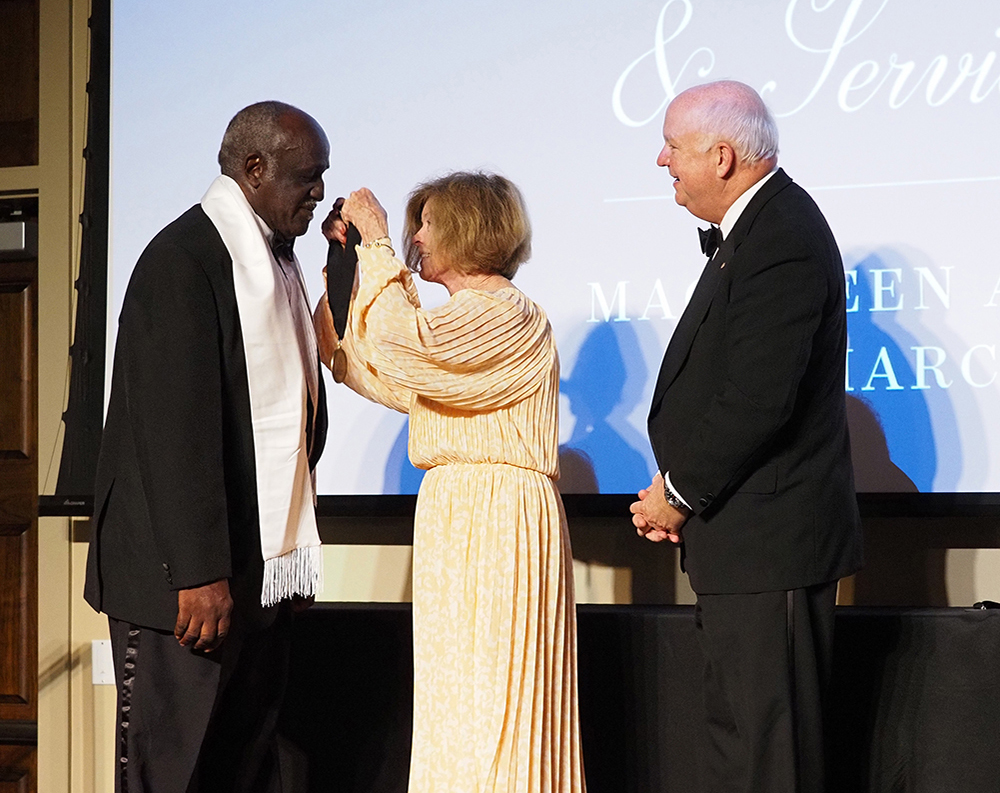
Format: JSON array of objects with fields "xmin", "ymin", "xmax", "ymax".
[{"xmin": 681, "ymin": 80, "xmax": 779, "ymax": 165}]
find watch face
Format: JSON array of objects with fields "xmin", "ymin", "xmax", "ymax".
[{"xmin": 663, "ymin": 484, "xmax": 686, "ymax": 511}]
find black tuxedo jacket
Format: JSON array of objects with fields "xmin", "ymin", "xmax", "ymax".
[
  {"xmin": 84, "ymin": 205, "xmax": 327, "ymax": 632},
  {"xmin": 648, "ymin": 169, "xmax": 862, "ymax": 595}
]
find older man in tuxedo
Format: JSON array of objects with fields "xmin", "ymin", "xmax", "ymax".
[
  {"xmin": 631, "ymin": 81, "xmax": 863, "ymax": 792},
  {"xmin": 86, "ymin": 101, "xmax": 329, "ymax": 793}
]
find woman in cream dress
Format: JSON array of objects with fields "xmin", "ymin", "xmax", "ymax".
[{"xmin": 316, "ymin": 172, "xmax": 586, "ymax": 792}]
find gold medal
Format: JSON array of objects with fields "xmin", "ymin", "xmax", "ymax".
[{"xmin": 332, "ymin": 344, "xmax": 348, "ymax": 384}]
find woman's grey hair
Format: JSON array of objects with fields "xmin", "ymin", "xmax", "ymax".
[
  {"xmin": 684, "ymin": 81, "xmax": 779, "ymax": 165},
  {"xmin": 217, "ymin": 100, "xmax": 298, "ymax": 177}
]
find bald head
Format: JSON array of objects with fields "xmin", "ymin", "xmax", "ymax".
[
  {"xmin": 657, "ymin": 81, "xmax": 778, "ymax": 224},
  {"xmin": 218, "ymin": 101, "xmax": 328, "ymax": 178},
  {"xmin": 218, "ymin": 101, "xmax": 330, "ymax": 238},
  {"xmin": 672, "ymin": 81, "xmax": 779, "ymax": 167}
]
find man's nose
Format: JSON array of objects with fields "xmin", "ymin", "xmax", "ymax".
[
  {"xmin": 656, "ymin": 147, "xmax": 670, "ymax": 168},
  {"xmin": 311, "ymin": 180, "xmax": 325, "ymax": 200}
]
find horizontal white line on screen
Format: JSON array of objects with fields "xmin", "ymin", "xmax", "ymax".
[{"xmin": 604, "ymin": 174, "xmax": 1000, "ymax": 203}]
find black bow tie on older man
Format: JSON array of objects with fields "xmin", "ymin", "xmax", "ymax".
[
  {"xmin": 271, "ymin": 232, "xmax": 295, "ymax": 262},
  {"xmin": 698, "ymin": 226, "xmax": 722, "ymax": 259}
]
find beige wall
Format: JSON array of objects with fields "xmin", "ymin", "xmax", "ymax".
[
  {"xmin": 24, "ymin": 0, "xmax": 97, "ymax": 790},
  {"xmin": 14, "ymin": 0, "xmax": 1000, "ymax": 790},
  {"xmin": 316, "ymin": 545, "xmax": 631, "ymax": 605}
]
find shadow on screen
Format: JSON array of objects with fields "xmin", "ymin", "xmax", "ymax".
[
  {"xmin": 846, "ymin": 395, "xmax": 917, "ymax": 494},
  {"xmin": 845, "ymin": 252, "xmax": 962, "ymax": 492},
  {"xmin": 558, "ymin": 322, "xmax": 653, "ymax": 494},
  {"xmin": 383, "ymin": 421, "xmax": 425, "ymax": 495}
]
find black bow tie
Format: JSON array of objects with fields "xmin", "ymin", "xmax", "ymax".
[
  {"xmin": 271, "ymin": 232, "xmax": 295, "ymax": 262},
  {"xmin": 698, "ymin": 226, "xmax": 722, "ymax": 259}
]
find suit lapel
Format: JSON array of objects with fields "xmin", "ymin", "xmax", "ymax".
[
  {"xmin": 649, "ymin": 169, "xmax": 793, "ymax": 413},
  {"xmin": 650, "ymin": 243, "xmax": 730, "ymax": 407}
]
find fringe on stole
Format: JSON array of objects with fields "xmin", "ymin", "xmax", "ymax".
[{"xmin": 261, "ymin": 545, "xmax": 323, "ymax": 606}]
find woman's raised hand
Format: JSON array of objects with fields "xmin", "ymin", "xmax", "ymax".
[{"xmin": 341, "ymin": 188, "xmax": 390, "ymax": 245}]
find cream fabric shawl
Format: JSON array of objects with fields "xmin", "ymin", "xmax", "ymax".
[{"xmin": 200, "ymin": 175, "xmax": 321, "ymax": 606}]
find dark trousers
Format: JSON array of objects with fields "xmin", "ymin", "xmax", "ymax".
[
  {"xmin": 109, "ymin": 605, "xmax": 293, "ymax": 793},
  {"xmin": 694, "ymin": 581, "xmax": 838, "ymax": 793}
]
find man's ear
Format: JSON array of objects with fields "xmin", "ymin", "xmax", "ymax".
[
  {"xmin": 244, "ymin": 153, "xmax": 265, "ymax": 189},
  {"xmin": 715, "ymin": 143, "xmax": 736, "ymax": 179}
]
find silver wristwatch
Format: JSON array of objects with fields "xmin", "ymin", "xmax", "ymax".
[{"xmin": 662, "ymin": 481, "xmax": 688, "ymax": 512}]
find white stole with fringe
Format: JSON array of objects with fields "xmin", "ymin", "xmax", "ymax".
[{"xmin": 201, "ymin": 175, "xmax": 322, "ymax": 606}]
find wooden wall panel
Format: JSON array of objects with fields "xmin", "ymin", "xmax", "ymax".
[
  {"xmin": 0, "ymin": 0, "xmax": 40, "ymax": 167},
  {"xmin": 0, "ymin": 284, "xmax": 30, "ymax": 458},
  {"xmin": 0, "ymin": 745, "xmax": 35, "ymax": 793},
  {"xmin": 0, "ymin": 530, "xmax": 34, "ymax": 715},
  {"xmin": 0, "ymin": 255, "xmax": 37, "ymax": 784},
  {"xmin": 0, "ymin": 260, "xmax": 37, "ymax": 532}
]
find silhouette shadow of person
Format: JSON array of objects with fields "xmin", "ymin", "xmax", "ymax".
[
  {"xmin": 558, "ymin": 322, "xmax": 652, "ymax": 494},
  {"xmin": 383, "ymin": 420, "xmax": 425, "ymax": 495},
  {"xmin": 846, "ymin": 394, "xmax": 917, "ymax": 493},
  {"xmin": 846, "ymin": 256, "xmax": 937, "ymax": 491}
]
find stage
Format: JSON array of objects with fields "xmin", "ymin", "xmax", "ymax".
[{"xmin": 279, "ymin": 604, "xmax": 1000, "ymax": 792}]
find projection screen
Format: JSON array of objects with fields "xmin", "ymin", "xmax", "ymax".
[{"xmin": 109, "ymin": 0, "xmax": 1000, "ymax": 497}]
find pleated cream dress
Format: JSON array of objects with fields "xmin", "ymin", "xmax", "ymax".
[{"xmin": 318, "ymin": 244, "xmax": 586, "ymax": 793}]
